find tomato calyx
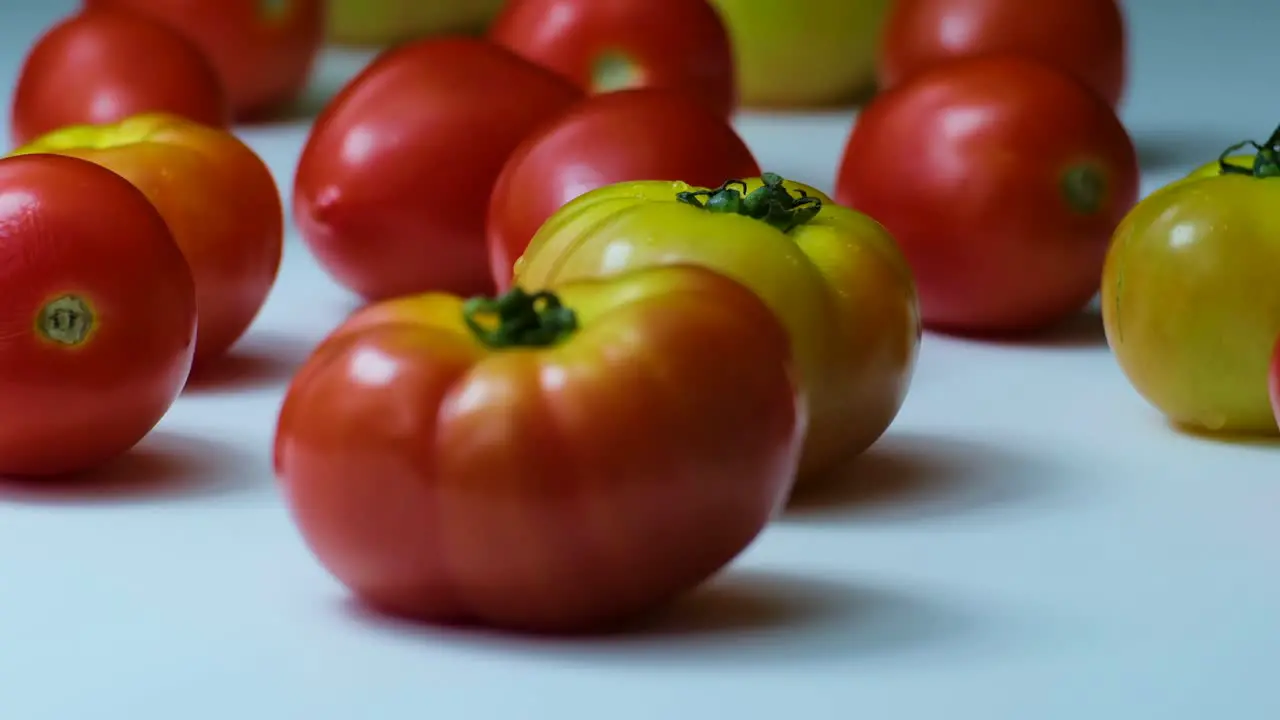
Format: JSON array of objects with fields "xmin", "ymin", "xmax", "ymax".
[
  {"xmin": 462, "ymin": 287, "xmax": 578, "ymax": 349},
  {"xmin": 676, "ymin": 172, "xmax": 821, "ymax": 232},
  {"xmin": 36, "ymin": 294, "xmax": 95, "ymax": 346},
  {"xmin": 1218, "ymin": 123, "xmax": 1280, "ymax": 178}
]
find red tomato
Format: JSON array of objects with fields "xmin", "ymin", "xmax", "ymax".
[
  {"xmin": 0, "ymin": 154, "xmax": 197, "ymax": 477},
  {"xmin": 82, "ymin": 0, "xmax": 325, "ymax": 119},
  {"xmin": 486, "ymin": 89, "xmax": 760, "ymax": 289},
  {"xmin": 274, "ymin": 264, "xmax": 803, "ymax": 632},
  {"xmin": 1272, "ymin": 336, "xmax": 1280, "ymax": 431},
  {"xmin": 10, "ymin": 10, "xmax": 230, "ymax": 148},
  {"xmin": 14, "ymin": 113, "xmax": 284, "ymax": 369},
  {"xmin": 879, "ymin": 0, "xmax": 1127, "ymax": 108},
  {"xmin": 294, "ymin": 38, "xmax": 582, "ymax": 302},
  {"xmin": 489, "ymin": 0, "xmax": 736, "ymax": 118},
  {"xmin": 835, "ymin": 57, "xmax": 1138, "ymax": 335}
]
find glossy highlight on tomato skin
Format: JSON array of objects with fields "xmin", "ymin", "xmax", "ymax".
[
  {"xmin": 486, "ymin": 88, "xmax": 760, "ymax": 289},
  {"xmin": 273, "ymin": 265, "xmax": 804, "ymax": 632},
  {"xmin": 293, "ymin": 37, "xmax": 584, "ymax": 302},
  {"xmin": 514, "ymin": 176, "xmax": 921, "ymax": 482},
  {"xmin": 83, "ymin": 0, "xmax": 325, "ymax": 119},
  {"xmin": 0, "ymin": 154, "xmax": 197, "ymax": 477},
  {"xmin": 878, "ymin": 0, "xmax": 1127, "ymax": 108},
  {"xmin": 14, "ymin": 113, "xmax": 285, "ymax": 368},
  {"xmin": 489, "ymin": 0, "xmax": 737, "ymax": 118},
  {"xmin": 10, "ymin": 10, "xmax": 230, "ymax": 148},
  {"xmin": 836, "ymin": 56, "xmax": 1139, "ymax": 335}
]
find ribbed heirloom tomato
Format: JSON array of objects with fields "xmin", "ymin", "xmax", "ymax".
[
  {"xmin": 83, "ymin": 0, "xmax": 325, "ymax": 119},
  {"xmin": 489, "ymin": 0, "xmax": 736, "ymax": 118},
  {"xmin": 274, "ymin": 265, "xmax": 804, "ymax": 632},
  {"xmin": 879, "ymin": 0, "xmax": 1127, "ymax": 108},
  {"xmin": 515, "ymin": 174, "xmax": 921, "ymax": 483},
  {"xmin": 1102, "ymin": 128, "xmax": 1280, "ymax": 435},
  {"xmin": 293, "ymin": 38, "xmax": 583, "ymax": 302},
  {"xmin": 11, "ymin": 9, "xmax": 229, "ymax": 147},
  {"xmin": 487, "ymin": 88, "xmax": 759, "ymax": 288},
  {"xmin": 836, "ymin": 56, "xmax": 1139, "ymax": 335},
  {"xmin": 0, "ymin": 154, "xmax": 197, "ymax": 476},
  {"xmin": 13, "ymin": 113, "xmax": 284, "ymax": 369}
]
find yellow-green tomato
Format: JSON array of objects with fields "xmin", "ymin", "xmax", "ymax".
[
  {"xmin": 1102, "ymin": 160, "xmax": 1280, "ymax": 434},
  {"xmin": 513, "ymin": 174, "xmax": 921, "ymax": 483},
  {"xmin": 325, "ymin": 0, "xmax": 505, "ymax": 46},
  {"xmin": 708, "ymin": 0, "xmax": 890, "ymax": 108}
]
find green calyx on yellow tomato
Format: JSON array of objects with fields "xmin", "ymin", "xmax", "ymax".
[
  {"xmin": 1215, "ymin": 124, "xmax": 1280, "ymax": 178},
  {"xmin": 462, "ymin": 287, "xmax": 578, "ymax": 349},
  {"xmin": 1102, "ymin": 122, "xmax": 1280, "ymax": 435},
  {"xmin": 514, "ymin": 172, "xmax": 921, "ymax": 483},
  {"xmin": 675, "ymin": 172, "xmax": 822, "ymax": 232}
]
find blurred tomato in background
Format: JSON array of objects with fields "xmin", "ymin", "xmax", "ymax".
[
  {"xmin": 489, "ymin": 0, "xmax": 737, "ymax": 119},
  {"xmin": 83, "ymin": 0, "xmax": 325, "ymax": 120},
  {"xmin": 11, "ymin": 9, "xmax": 229, "ymax": 147},
  {"xmin": 326, "ymin": 0, "xmax": 506, "ymax": 46},
  {"xmin": 879, "ymin": 0, "xmax": 1127, "ymax": 108},
  {"xmin": 709, "ymin": 0, "xmax": 891, "ymax": 108}
]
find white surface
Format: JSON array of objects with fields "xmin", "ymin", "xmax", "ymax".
[{"xmin": 2, "ymin": 2, "xmax": 1279, "ymax": 718}]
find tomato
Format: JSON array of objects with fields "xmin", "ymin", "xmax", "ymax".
[
  {"xmin": 294, "ymin": 38, "xmax": 583, "ymax": 302},
  {"xmin": 83, "ymin": 0, "xmax": 324, "ymax": 120},
  {"xmin": 327, "ymin": 0, "xmax": 505, "ymax": 46},
  {"xmin": 487, "ymin": 89, "xmax": 759, "ymax": 289},
  {"xmin": 514, "ymin": 174, "xmax": 920, "ymax": 482},
  {"xmin": 835, "ymin": 57, "xmax": 1138, "ymax": 335},
  {"xmin": 1102, "ymin": 129, "xmax": 1280, "ymax": 435},
  {"xmin": 1271, "ymin": 336, "xmax": 1280, "ymax": 431},
  {"xmin": 274, "ymin": 264, "xmax": 803, "ymax": 631},
  {"xmin": 1185, "ymin": 155, "xmax": 1254, "ymax": 182},
  {"xmin": 13, "ymin": 113, "xmax": 284, "ymax": 369},
  {"xmin": 708, "ymin": 0, "xmax": 890, "ymax": 108},
  {"xmin": 10, "ymin": 9, "xmax": 229, "ymax": 148},
  {"xmin": 878, "ymin": 0, "xmax": 1127, "ymax": 108},
  {"xmin": 0, "ymin": 154, "xmax": 197, "ymax": 476},
  {"xmin": 489, "ymin": 0, "xmax": 736, "ymax": 118}
]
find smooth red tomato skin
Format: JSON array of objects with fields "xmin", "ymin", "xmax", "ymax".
[
  {"xmin": 489, "ymin": 0, "xmax": 736, "ymax": 118},
  {"xmin": 879, "ymin": 0, "xmax": 1127, "ymax": 108},
  {"xmin": 82, "ymin": 0, "xmax": 324, "ymax": 119},
  {"xmin": 836, "ymin": 57, "xmax": 1138, "ymax": 334},
  {"xmin": 0, "ymin": 154, "xmax": 197, "ymax": 477},
  {"xmin": 487, "ymin": 89, "xmax": 760, "ymax": 289},
  {"xmin": 10, "ymin": 10, "xmax": 230, "ymax": 148},
  {"xmin": 14, "ymin": 113, "xmax": 284, "ymax": 368},
  {"xmin": 293, "ymin": 38, "xmax": 583, "ymax": 302},
  {"xmin": 274, "ymin": 265, "xmax": 803, "ymax": 631}
]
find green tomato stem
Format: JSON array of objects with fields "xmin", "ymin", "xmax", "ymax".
[
  {"xmin": 462, "ymin": 287, "xmax": 578, "ymax": 349},
  {"xmin": 1217, "ymin": 123, "xmax": 1280, "ymax": 178},
  {"xmin": 675, "ymin": 172, "xmax": 822, "ymax": 232}
]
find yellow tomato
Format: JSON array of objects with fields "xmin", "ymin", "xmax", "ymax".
[
  {"xmin": 1102, "ymin": 159, "xmax": 1280, "ymax": 434},
  {"xmin": 325, "ymin": 0, "xmax": 505, "ymax": 46},
  {"xmin": 514, "ymin": 174, "xmax": 921, "ymax": 483},
  {"xmin": 1184, "ymin": 154, "xmax": 1253, "ymax": 181},
  {"xmin": 708, "ymin": 0, "xmax": 890, "ymax": 108}
]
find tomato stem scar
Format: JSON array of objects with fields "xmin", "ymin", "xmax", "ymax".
[
  {"xmin": 37, "ymin": 294, "xmax": 94, "ymax": 346},
  {"xmin": 591, "ymin": 52, "xmax": 642, "ymax": 93},
  {"xmin": 462, "ymin": 287, "xmax": 578, "ymax": 349},
  {"xmin": 1218, "ymin": 123, "xmax": 1280, "ymax": 178},
  {"xmin": 1061, "ymin": 165, "xmax": 1106, "ymax": 215},
  {"xmin": 675, "ymin": 172, "xmax": 821, "ymax": 232}
]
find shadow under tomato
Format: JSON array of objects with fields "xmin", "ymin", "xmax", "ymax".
[
  {"xmin": 926, "ymin": 307, "xmax": 1109, "ymax": 351},
  {"xmin": 185, "ymin": 333, "xmax": 319, "ymax": 392},
  {"xmin": 784, "ymin": 429, "xmax": 1062, "ymax": 523},
  {"xmin": 342, "ymin": 568, "xmax": 989, "ymax": 665},
  {"xmin": 0, "ymin": 429, "xmax": 257, "ymax": 505},
  {"xmin": 1167, "ymin": 421, "xmax": 1280, "ymax": 449}
]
